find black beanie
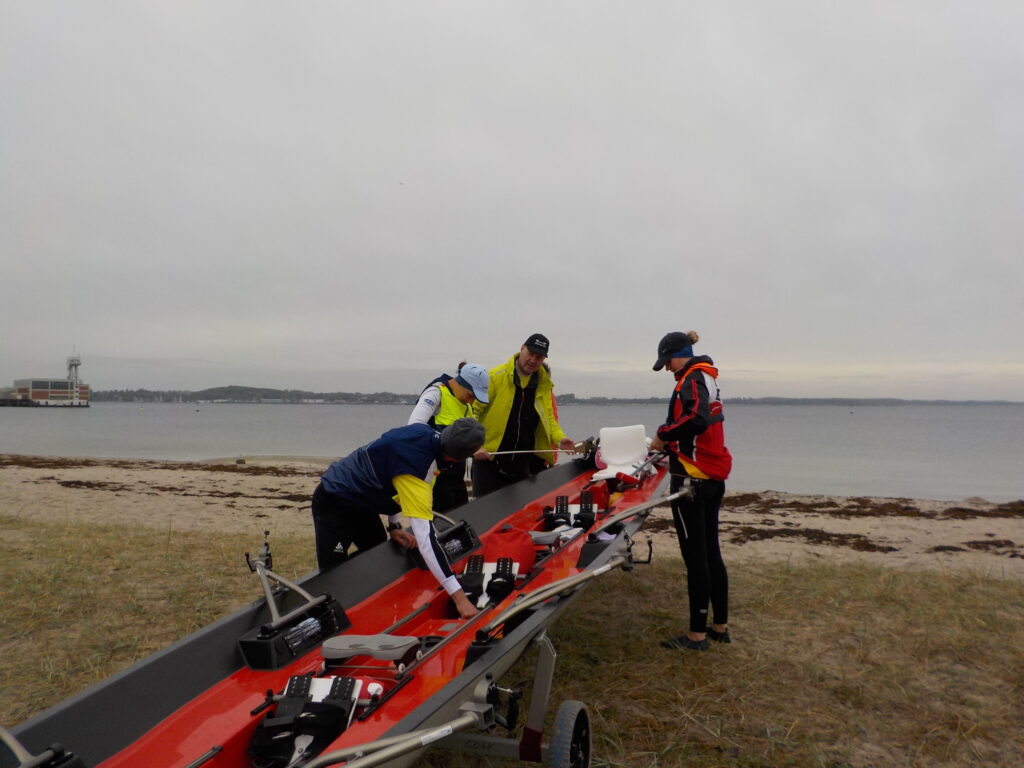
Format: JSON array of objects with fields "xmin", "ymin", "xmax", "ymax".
[{"xmin": 440, "ymin": 418, "xmax": 486, "ymax": 461}]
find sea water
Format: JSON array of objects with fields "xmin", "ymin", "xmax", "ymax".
[{"xmin": 1, "ymin": 402, "xmax": 1022, "ymax": 502}]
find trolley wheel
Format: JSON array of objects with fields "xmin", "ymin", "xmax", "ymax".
[{"xmin": 546, "ymin": 700, "xmax": 591, "ymax": 768}]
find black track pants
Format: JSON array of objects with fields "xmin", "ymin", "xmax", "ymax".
[
  {"xmin": 669, "ymin": 475, "xmax": 729, "ymax": 633},
  {"xmin": 310, "ymin": 482, "xmax": 388, "ymax": 571}
]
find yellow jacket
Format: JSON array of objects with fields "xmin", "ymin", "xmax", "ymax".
[{"xmin": 474, "ymin": 354, "xmax": 567, "ymax": 464}]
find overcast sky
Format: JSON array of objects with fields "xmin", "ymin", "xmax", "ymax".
[{"xmin": 2, "ymin": 1, "xmax": 1021, "ymax": 400}]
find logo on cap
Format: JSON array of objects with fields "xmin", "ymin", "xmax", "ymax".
[{"xmin": 524, "ymin": 333, "xmax": 550, "ymax": 354}]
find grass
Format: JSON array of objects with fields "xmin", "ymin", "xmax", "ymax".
[
  {"xmin": 0, "ymin": 513, "xmax": 316, "ymax": 726},
  {"xmin": 424, "ymin": 561, "xmax": 1023, "ymax": 768},
  {"xmin": 2, "ymin": 514, "xmax": 1023, "ymax": 767}
]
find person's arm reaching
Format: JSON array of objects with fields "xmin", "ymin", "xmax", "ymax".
[{"xmin": 393, "ymin": 473, "xmax": 478, "ymax": 618}]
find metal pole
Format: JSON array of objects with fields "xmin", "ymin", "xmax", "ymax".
[
  {"xmin": 486, "ymin": 448, "xmax": 578, "ymax": 456},
  {"xmin": 589, "ymin": 489, "xmax": 689, "ymax": 536},
  {"xmin": 303, "ymin": 711, "xmax": 483, "ymax": 768},
  {"xmin": 519, "ymin": 632, "xmax": 558, "ymax": 762},
  {"xmin": 478, "ymin": 557, "xmax": 627, "ymax": 638}
]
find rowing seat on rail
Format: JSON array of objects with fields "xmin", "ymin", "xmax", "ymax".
[
  {"xmin": 321, "ymin": 634, "xmax": 419, "ymax": 662},
  {"xmin": 590, "ymin": 424, "xmax": 649, "ymax": 481}
]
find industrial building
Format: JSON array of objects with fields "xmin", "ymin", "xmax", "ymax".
[{"xmin": 5, "ymin": 355, "xmax": 91, "ymax": 406}]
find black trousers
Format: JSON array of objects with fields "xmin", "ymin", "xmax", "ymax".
[
  {"xmin": 471, "ymin": 455, "xmax": 546, "ymax": 499},
  {"xmin": 433, "ymin": 458, "xmax": 469, "ymax": 512},
  {"xmin": 310, "ymin": 482, "xmax": 388, "ymax": 571},
  {"xmin": 669, "ymin": 474, "xmax": 729, "ymax": 633}
]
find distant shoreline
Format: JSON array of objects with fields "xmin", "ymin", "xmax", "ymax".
[{"xmin": 86, "ymin": 387, "xmax": 1024, "ymax": 408}]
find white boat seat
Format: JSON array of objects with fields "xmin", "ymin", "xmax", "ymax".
[
  {"xmin": 591, "ymin": 424, "xmax": 649, "ymax": 481},
  {"xmin": 321, "ymin": 634, "xmax": 419, "ymax": 661},
  {"xmin": 529, "ymin": 523, "xmax": 586, "ymax": 547}
]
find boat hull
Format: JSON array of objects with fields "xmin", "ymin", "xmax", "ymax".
[
  {"xmin": 4, "ymin": 458, "xmax": 668, "ymax": 768},
  {"xmin": 4, "ymin": 463, "xmax": 590, "ymax": 767}
]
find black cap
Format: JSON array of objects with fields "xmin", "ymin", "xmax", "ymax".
[
  {"xmin": 523, "ymin": 333, "xmax": 550, "ymax": 356},
  {"xmin": 440, "ymin": 418, "xmax": 486, "ymax": 461},
  {"xmin": 653, "ymin": 331, "xmax": 694, "ymax": 371}
]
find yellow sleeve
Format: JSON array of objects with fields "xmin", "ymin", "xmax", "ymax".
[
  {"xmin": 393, "ymin": 474, "xmax": 434, "ymax": 520},
  {"xmin": 538, "ymin": 391, "xmax": 567, "ymax": 443},
  {"xmin": 471, "ymin": 399, "xmax": 486, "ymax": 419}
]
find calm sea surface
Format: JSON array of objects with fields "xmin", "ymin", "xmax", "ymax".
[{"xmin": 2, "ymin": 402, "xmax": 1022, "ymax": 502}]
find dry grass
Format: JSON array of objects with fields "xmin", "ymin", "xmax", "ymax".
[
  {"xmin": 2, "ymin": 515, "xmax": 1023, "ymax": 768},
  {"xmin": 426, "ymin": 560, "xmax": 1024, "ymax": 768},
  {"xmin": 0, "ymin": 513, "xmax": 316, "ymax": 726}
]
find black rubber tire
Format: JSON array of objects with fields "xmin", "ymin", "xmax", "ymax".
[{"xmin": 546, "ymin": 700, "xmax": 591, "ymax": 768}]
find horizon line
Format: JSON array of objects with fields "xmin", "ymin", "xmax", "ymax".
[{"xmin": 85, "ymin": 387, "xmax": 1024, "ymax": 406}]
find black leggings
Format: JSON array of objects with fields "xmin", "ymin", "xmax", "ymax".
[
  {"xmin": 669, "ymin": 475, "xmax": 728, "ymax": 633},
  {"xmin": 311, "ymin": 482, "xmax": 388, "ymax": 571}
]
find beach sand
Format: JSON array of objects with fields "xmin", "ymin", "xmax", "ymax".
[{"xmin": 2, "ymin": 454, "xmax": 1023, "ymax": 581}]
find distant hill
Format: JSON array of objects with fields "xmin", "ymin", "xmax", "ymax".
[
  {"xmin": 90, "ymin": 387, "xmax": 1022, "ymax": 406},
  {"xmin": 726, "ymin": 397, "xmax": 1023, "ymax": 406},
  {"xmin": 91, "ymin": 386, "xmax": 418, "ymax": 404}
]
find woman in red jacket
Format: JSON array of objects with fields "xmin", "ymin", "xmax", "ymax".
[{"xmin": 649, "ymin": 330, "xmax": 733, "ymax": 651}]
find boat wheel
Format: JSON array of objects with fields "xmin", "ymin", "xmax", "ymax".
[{"xmin": 546, "ymin": 700, "xmax": 591, "ymax": 768}]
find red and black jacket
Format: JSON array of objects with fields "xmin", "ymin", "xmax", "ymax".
[{"xmin": 656, "ymin": 356, "xmax": 733, "ymax": 481}]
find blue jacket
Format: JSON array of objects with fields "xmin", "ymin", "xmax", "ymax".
[{"xmin": 321, "ymin": 423, "xmax": 442, "ymax": 512}]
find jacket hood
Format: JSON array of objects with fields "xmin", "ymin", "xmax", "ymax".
[{"xmin": 674, "ymin": 355, "xmax": 718, "ymax": 379}]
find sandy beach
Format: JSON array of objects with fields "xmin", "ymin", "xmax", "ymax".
[{"xmin": 3, "ymin": 453, "xmax": 1022, "ymax": 581}]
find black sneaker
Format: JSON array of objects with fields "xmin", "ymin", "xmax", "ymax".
[
  {"xmin": 659, "ymin": 634, "xmax": 709, "ymax": 651},
  {"xmin": 707, "ymin": 628, "xmax": 731, "ymax": 643}
]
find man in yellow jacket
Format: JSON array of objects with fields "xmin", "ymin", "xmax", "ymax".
[{"xmin": 472, "ymin": 333, "xmax": 575, "ymax": 497}]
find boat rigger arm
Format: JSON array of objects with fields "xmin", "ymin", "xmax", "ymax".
[
  {"xmin": 0, "ymin": 725, "xmax": 80, "ymax": 768},
  {"xmin": 302, "ymin": 707, "xmax": 487, "ymax": 768},
  {"xmin": 589, "ymin": 488, "xmax": 690, "ymax": 536}
]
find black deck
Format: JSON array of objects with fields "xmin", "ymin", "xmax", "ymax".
[{"xmin": 2, "ymin": 460, "xmax": 588, "ymax": 768}]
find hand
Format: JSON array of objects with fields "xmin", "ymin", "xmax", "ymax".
[
  {"xmin": 559, "ymin": 437, "xmax": 576, "ymax": 452},
  {"xmin": 389, "ymin": 529, "xmax": 416, "ymax": 549},
  {"xmin": 452, "ymin": 590, "xmax": 479, "ymax": 619},
  {"xmin": 649, "ymin": 436, "xmax": 665, "ymax": 452},
  {"xmin": 473, "ymin": 448, "xmax": 491, "ymax": 461}
]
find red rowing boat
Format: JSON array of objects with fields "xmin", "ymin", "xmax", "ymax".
[{"xmin": 3, "ymin": 432, "xmax": 675, "ymax": 768}]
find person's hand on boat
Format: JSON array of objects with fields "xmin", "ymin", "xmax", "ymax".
[
  {"xmin": 389, "ymin": 528, "xmax": 416, "ymax": 549},
  {"xmin": 649, "ymin": 435, "xmax": 665, "ymax": 453},
  {"xmin": 558, "ymin": 437, "xmax": 576, "ymax": 453},
  {"xmin": 452, "ymin": 590, "xmax": 479, "ymax": 619},
  {"xmin": 473, "ymin": 447, "xmax": 492, "ymax": 461}
]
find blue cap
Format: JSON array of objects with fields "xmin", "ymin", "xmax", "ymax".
[{"xmin": 455, "ymin": 363, "xmax": 490, "ymax": 403}]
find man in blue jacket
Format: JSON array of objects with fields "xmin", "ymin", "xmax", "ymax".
[{"xmin": 311, "ymin": 418, "xmax": 485, "ymax": 618}]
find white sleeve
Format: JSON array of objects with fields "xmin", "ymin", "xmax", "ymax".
[
  {"xmin": 408, "ymin": 385, "xmax": 442, "ymax": 426},
  {"xmin": 408, "ymin": 517, "xmax": 461, "ymax": 595}
]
